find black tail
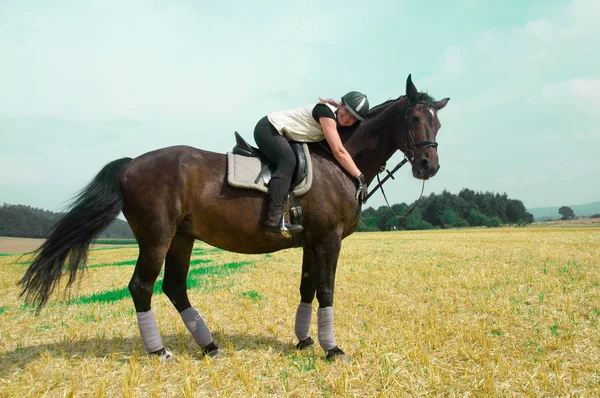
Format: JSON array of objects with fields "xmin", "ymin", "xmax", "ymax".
[{"xmin": 19, "ymin": 157, "xmax": 133, "ymax": 310}]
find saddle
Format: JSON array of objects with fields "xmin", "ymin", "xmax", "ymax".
[
  {"xmin": 227, "ymin": 132, "xmax": 311, "ymax": 247},
  {"xmin": 227, "ymin": 132, "xmax": 312, "ymax": 196}
]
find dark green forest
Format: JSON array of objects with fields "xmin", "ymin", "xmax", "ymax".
[
  {"xmin": 358, "ymin": 188, "xmax": 534, "ymax": 231},
  {"xmin": 0, "ymin": 203, "xmax": 134, "ymax": 239}
]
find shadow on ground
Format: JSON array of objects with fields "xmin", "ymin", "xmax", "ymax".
[{"xmin": 0, "ymin": 331, "xmax": 308, "ymax": 378}]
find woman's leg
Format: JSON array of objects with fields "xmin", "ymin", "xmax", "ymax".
[{"xmin": 253, "ymin": 116, "xmax": 301, "ymax": 234}]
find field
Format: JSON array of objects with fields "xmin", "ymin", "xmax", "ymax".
[{"xmin": 1, "ymin": 226, "xmax": 599, "ymax": 396}]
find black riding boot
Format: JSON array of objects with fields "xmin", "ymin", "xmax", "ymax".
[{"xmin": 264, "ymin": 176, "xmax": 303, "ymax": 237}]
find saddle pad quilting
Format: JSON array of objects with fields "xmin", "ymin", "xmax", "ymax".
[{"xmin": 227, "ymin": 144, "xmax": 312, "ymax": 197}]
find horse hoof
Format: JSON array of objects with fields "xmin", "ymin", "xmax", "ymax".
[
  {"xmin": 326, "ymin": 346, "xmax": 349, "ymax": 363},
  {"xmin": 207, "ymin": 349, "xmax": 224, "ymax": 359},
  {"xmin": 160, "ymin": 349, "xmax": 174, "ymax": 362},
  {"xmin": 202, "ymin": 342, "xmax": 223, "ymax": 358},
  {"xmin": 151, "ymin": 347, "xmax": 174, "ymax": 362},
  {"xmin": 296, "ymin": 337, "xmax": 314, "ymax": 350}
]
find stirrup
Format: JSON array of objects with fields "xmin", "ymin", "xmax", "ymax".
[{"xmin": 265, "ymin": 215, "xmax": 303, "ymax": 238}]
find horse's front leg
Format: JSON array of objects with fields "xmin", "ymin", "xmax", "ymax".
[
  {"xmin": 312, "ymin": 238, "xmax": 348, "ymax": 362},
  {"xmin": 295, "ymin": 246, "xmax": 317, "ymax": 350}
]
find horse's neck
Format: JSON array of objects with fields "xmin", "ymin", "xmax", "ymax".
[{"xmin": 345, "ymin": 97, "xmax": 409, "ymax": 184}]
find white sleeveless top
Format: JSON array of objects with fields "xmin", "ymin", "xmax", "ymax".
[{"xmin": 267, "ymin": 103, "xmax": 338, "ymax": 142}]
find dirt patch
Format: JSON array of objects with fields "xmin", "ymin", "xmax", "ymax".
[
  {"xmin": 0, "ymin": 237, "xmax": 126, "ymax": 254},
  {"xmin": 0, "ymin": 237, "xmax": 45, "ymax": 254},
  {"xmin": 531, "ymin": 217, "xmax": 600, "ymax": 228}
]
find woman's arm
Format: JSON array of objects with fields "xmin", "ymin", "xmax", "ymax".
[{"xmin": 320, "ymin": 117, "xmax": 362, "ymax": 178}]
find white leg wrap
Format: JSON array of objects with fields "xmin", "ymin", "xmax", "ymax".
[
  {"xmin": 317, "ymin": 306, "xmax": 337, "ymax": 351},
  {"xmin": 180, "ymin": 307, "xmax": 213, "ymax": 347},
  {"xmin": 294, "ymin": 302, "xmax": 312, "ymax": 341},
  {"xmin": 136, "ymin": 310, "xmax": 164, "ymax": 353}
]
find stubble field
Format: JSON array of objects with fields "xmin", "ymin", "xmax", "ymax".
[{"xmin": 0, "ymin": 226, "xmax": 599, "ymax": 396}]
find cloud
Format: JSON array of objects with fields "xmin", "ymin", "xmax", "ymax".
[
  {"xmin": 559, "ymin": 0, "xmax": 600, "ymax": 38},
  {"xmin": 524, "ymin": 20, "xmax": 553, "ymax": 43},
  {"xmin": 440, "ymin": 46, "xmax": 463, "ymax": 77},
  {"xmin": 538, "ymin": 78, "xmax": 600, "ymax": 111}
]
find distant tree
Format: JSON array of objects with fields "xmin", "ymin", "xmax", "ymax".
[
  {"xmin": 441, "ymin": 209, "xmax": 459, "ymax": 227},
  {"xmin": 385, "ymin": 216, "xmax": 400, "ymax": 231},
  {"xmin": 558, "ymin": 206, "xmax": 576, "ymax": 220},
  {"xmin": 0, "ymin": 203, "xmax": 133, "ymax": 238},
  {"xmin": 522, "ymin": 212, "xmax": 534, "ymax": 224},
  {"xmin": 375, "ymin": 206, "xmax": 394, "ymax": 231},
  {"xmin": 357, "ymin": 188, "xmax": 533, "ymax": 230},
  {"xmin": 486, "ymin": 216, "xmax": 502, "ymax": 227},
  {"xmin": 357, "ymin": 216, "xmax": 379, "ymax": 232},
  {"xmin": 505, "ymin": 199, "xmax": 527, "ymax": 224},
  {"xmin": 361, "ymin": 206, "xmax": 377, "ymax": 218}
]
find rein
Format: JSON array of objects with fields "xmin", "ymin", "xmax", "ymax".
[{"xmin": 364, "ymin": 98, "xmax": 438, "ymax": 220}]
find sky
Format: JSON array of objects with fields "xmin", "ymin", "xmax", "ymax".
[{"xmin": 1, "ymin": 0, "xmax": 599, "ymax": 213}]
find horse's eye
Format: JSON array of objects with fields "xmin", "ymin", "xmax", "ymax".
[{"xmin": 411, "ymin": 115, "xmax": 420, "ymax": 124}]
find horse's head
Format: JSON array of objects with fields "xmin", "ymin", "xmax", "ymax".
[{"xmin": 399, "ymin": 74, "xmax": 449, "ymax": 180}]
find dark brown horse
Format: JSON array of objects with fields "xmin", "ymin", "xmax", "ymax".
[{"xmin": 20, "ymin": 75, "xmax": 449, "ymax": 362}]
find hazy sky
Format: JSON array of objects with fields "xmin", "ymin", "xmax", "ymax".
[{"xmin": 1, "ymin": 0, "xmax": 599, "ymax": 212}]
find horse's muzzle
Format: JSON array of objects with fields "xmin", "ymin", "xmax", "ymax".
[{"xmin": 413, "ymin": 153, "xmax": 439, "ymax": 180}]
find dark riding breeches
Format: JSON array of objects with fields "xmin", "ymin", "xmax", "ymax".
[{"xmin": 253, "ymin": 116, "xmax": 297, "ymax": 225}]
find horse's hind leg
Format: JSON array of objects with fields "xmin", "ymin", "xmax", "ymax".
[
  {"xmin": 128, "ymin": 235, "xmax": 173, "ymax": 360},
  {"xmin": 162, "ymin": 232, "xmax": 221, "ymax": 358}
]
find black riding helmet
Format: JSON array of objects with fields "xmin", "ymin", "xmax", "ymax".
[{"xmin": 341, "ymin": 91, "xmax": 369, "ymax": 121}]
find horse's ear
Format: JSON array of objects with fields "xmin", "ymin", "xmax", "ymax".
[
  {"xmin": 406, "ymin": 74, "xmax": 418, "ymax": 101},
  {"xmin": 434, "ymin": 98, "xmax": 450, "ymax": 110}
]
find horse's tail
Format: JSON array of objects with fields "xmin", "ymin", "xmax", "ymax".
[{"xmin": 19, "ymin": 157, "xmax": 133, "ymax": 311}]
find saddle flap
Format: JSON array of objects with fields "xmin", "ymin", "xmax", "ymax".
[{"xmin": 290, "ymin": 142, "xmax": 307, "ymax": 184}]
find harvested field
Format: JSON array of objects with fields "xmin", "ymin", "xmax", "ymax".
[{"xmin": 1, "ymin": 226, "xmax": 599, "ymax": 396}]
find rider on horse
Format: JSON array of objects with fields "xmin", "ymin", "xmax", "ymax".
[{"xmin": 254, "ymin": 91, "xmax": 370, "ymax": 236}]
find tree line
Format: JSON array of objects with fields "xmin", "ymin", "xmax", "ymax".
[
  {"xmin": 0, "ymin": 188, "xmax": 538, "ymax": 238},
  {"xmin": 358, "ymin": 188, "xmax": 534, "ymax": 231},
  {"xmin": 0, "ymin": 203, "xmax": 134, "ymax": 239}
]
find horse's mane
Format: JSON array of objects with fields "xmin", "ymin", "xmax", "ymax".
[{"xmin": 365, "ymin": 92, "xmax": 437, "ymax": 120}]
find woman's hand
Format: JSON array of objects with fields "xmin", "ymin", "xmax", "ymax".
[{"xmin": 354, "ymin": 174, "xmax": 368, "ymax": 202}]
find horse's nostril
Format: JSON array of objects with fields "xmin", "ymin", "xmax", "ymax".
[{"xmin": 420, "ymin": 159, "xmax": 429, "ymax": 173}]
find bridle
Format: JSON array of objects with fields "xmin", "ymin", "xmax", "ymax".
[
  {"xmin": 402, "ymin": 99, "xmax": 438, "ymax": 163},
  {"xmin": 365, "ymin": 98, "xmax": 438, "ymax": 218}
]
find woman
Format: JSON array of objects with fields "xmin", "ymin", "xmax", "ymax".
[{"xmin": 254, "ymin": 91, "xmax": 370, "ymax": 236}]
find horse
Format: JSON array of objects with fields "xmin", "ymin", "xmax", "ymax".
[{"xmin": 19, "ymin": 74, "xmax": 449, "ymax": 362}]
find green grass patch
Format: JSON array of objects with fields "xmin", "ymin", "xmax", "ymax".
[
  {"xmin": 74, "ymin": 286, "xmax": 131, "ymax": 304},
  {"xmin": 69, "ymin": 261, "xmax": 252, "ymax": 305},
  {"xmin": 491, "ymin": 328, "xmax": 503, "ymax": 337},
  {"xmin": 287, "ymin": 353, "xmax": 318, "ymax": 372},
  {"xmin": 0, "ymin": 307, "xmax": 6, "ymax": 315},
  {"xmin": 89, "ymin": 246, "xmax": 133, "ymax": 252},
  {"xmin": 241, "ymin": 290, "xmax": 264, "ymax": 301},
  {"xmin": 190, "ymin": 259, "xmax": 212, "ymax": 266},
  {"xmin": 88, "ymin": 259, "xmax": 137, "ymax": 269},
  {"xmin": 93, "ymin": 239, "xmax": 138, "ymax": 245},
  {"xmin": 0, "ymin": 253, "xmax": 11, "ymax": 257},
  {"xmin": 192, "ymin": 247, "xmax": 223, "ymax": 256}
]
